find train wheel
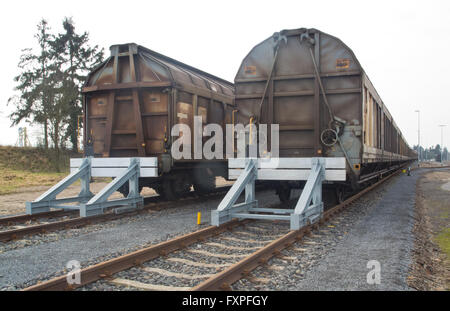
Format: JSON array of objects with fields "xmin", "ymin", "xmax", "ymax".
[
  {"xmin": 193, "ymin": 167, "xmax": 216, "ymax": 195},
  {"xmin": 335, "ymin": 187, "xmax": 345, "ymax": 204},
  {"xmin": 276, "ymin": 183, "xmax": 291, "ymax": 203},
  {"xmin": 117, "ymin": 182, "xmax": 143, "ymax": 197},
  {"xmin": 157, "ymin": 176, "xmax": 192, "ymax": 201},
  {"xmin": 193, "ymin": 167, "xmax": 217, "ymax": 194},
  {"xmin": 193, "ymin": 176, "xmax": 216, "ymax": 194}
]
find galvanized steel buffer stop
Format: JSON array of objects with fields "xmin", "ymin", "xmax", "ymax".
[{"xmin": 211, "ymin": 157, "xmax": 346, "ymax": 230}]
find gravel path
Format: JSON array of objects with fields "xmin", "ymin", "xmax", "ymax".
[
  {"xmin": 0, "ymin": 190, "xmax": 279, "ymax": 290},
  {"xmin": 293, "ymin": 171, "xmax": 419, "ymax": 290}
]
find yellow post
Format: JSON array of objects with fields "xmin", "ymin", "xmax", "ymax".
[{"xmin": 197, "ymin": 212, "xmax": 201, "ymax": 225}]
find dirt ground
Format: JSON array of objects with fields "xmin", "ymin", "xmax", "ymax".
[
  {"xmin": 409, "ymin": 169, "xmax": 450, "ymax": 290},
  {"xmin": 417, "ymin": 161, "xmax": 450, "ymax": 168}
]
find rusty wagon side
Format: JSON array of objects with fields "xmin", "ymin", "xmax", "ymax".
[{"xmin": 82, "ymin": 43, "xmax": 235, "ymax": 199}]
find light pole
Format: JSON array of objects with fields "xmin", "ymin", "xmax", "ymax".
[
  {"xmin": 439, "ymin": 124, "xmax": 446, "ymax": 164},
  {"xmin": 415, "ymin": 110, "xmax": 420, "ymax": 163}
]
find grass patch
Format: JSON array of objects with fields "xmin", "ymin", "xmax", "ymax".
[
  {"xmin": 0, "ymin": 168, "xmax": 67, "ymax": 195},
  {"xmin": 0, "ymin": 146, "xmax": 79, "ymax": 173},
  {"xmin": 435, "ymin": 228, "xmax": 450, "ymax": 260},
  {"xmin": 440, "ymin": 210, "xmax": 450, "ymax": 219},
  {"xmin": 0, "ymin": 146, "xmax": 82, "ymax": 195}
]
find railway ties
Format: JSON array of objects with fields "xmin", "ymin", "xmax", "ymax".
[
  {"xmin": 68, "ymin": 204, "xmax": 351, "ymax": 291},
  {"xmin": 81, "ymin": 221, "xmax": 291, "ymax": 291}
]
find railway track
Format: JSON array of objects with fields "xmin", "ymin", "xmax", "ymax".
[
  {"xmin": 193, "ymin": 169, "xmax": 401, "ymax": 290},
  {"xmin": 23, "ymin": 167, "xmax": 402, "ymax": 291},
  {"xmin": 0, "ymin": 186, "xmax": 233, "ymax": 243}
]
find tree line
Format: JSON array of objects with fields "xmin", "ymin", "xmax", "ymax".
[
  {"xmin": 414, "ymin": 144, "xmax": 448, "ymax": 162},
  {"xmin": 8, "ymin": 18, "xmax": 104, "ymax": 152}
]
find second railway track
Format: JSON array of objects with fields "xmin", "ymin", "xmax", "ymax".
[
  {"xmin": 23, "ymin": 167, "xmax": 403, "ymax": 291},
  {"xmin": 0, "ymin": 186, "xmax": 234, "ymax": 243}
]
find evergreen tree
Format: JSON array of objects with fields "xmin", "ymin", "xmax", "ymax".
[
  {"xmin": 9, "ymin": 17, "xmax": 103, "ymax": 152},
  {"xmin": 8, "ymin": 19, "xmax": 55, "ymax": 149},
  {"xmin": 52, "ymin": 17, "xmax": 104, "ymax": 151}
]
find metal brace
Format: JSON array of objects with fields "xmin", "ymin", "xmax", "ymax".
[
  {"xmin": 290, "ymin": 158, "xmax": 325, "ymax": 230},
  {"xmin": 26, "ymin": 157, "xmax": 143, "ymax": 217},
  {"xmin": 211, "ymin": 158, "xmax": 258, "ymax": 226},
  {"xmin": 211, "ymin": 157, "xmax": 329, "ymax": 230},
  {"xmin": 26, "ymin": 157, "xmax": 94, "ymax": 215},
  {"xmin": 79, "ymin": 158, "xmax": 142, "ymax": 217}
]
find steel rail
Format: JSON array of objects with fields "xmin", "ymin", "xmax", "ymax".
[
  {"xmin": 0, "ymin": 194, "xmax": 166, "ymax": 227},
  {"xmin": 0, "ymin": 184, "xmax": 237, "ymax": 227},
  {"xmin": 0, "ymin": 211, "xmax": 126, "ymax": 242},
  {"xmin": 192, "ymin": 168, "xmax": 403, "ymax": 291},
  {"xmin": 0, "ymin": 186, "xmax": 233, "ymax": 242},
  {"xmin": 23, "ymin": 220, "xmax": 243, "ymax": 291},
  {"xmin": 0, "ymin": 210, "xmax": 75, "ymax": 226}
]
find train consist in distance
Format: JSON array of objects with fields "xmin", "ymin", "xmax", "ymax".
[{"xmin": 82, "ymin": 28, "xmax": 416, "ymax": 203}]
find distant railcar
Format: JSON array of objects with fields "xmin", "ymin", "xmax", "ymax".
[
  {"xmin": 233, "ymin": 28, "xmax": 416, "ymax": 200},
  {"xmin": 82, "ymin": 43, "xmax": 235, "ymax": 199}
]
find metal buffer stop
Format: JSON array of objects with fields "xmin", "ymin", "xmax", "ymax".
[
  {"xmin": 26, "ymin": 157, "xmax": 158, "ymax": 217},
  {"xmin": 211, "ymin": 157, "xmax": 346, "ymax": 230}
]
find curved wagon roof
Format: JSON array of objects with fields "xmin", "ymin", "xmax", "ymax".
[
  {"xmin": 235, "ymin": 27, "xmax": 410, "ymax": 148},
  {"xmin": 235, "ymin": 28, "xmax": 363, "ymax": 81},
  {"xmin": 83, "ymin": 43, "xmax": 234, "ymax": 100}
]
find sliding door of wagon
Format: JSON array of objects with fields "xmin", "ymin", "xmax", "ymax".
[{"xmin": 142, "ymin": 90, "xmax": 168, "ymax": 155}]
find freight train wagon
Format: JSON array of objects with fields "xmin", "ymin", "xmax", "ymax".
[
  {"xmin": 233, "ymin": 28, "xmax": 416, "ymax": 201},
  {"xmin": 82, "ymin": 43, "xmax": 235, "ymax": 199}
]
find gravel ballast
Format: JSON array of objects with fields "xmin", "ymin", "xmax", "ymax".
[
  {"xmin": 81, "ymin": 221, "xmax": 290, "ymax": 291},
  {"xmin": 294, "ymin": 171, "xmax": 419, "ymax": 290},
  {"xmin": 0, "ymin": 170, "xmax": 423, "ymax": 291},
  {"xmin": 233, "ymin": 171, "xmax": 421, "ymax": 291},
  {"xmin": 0, "ymin": 190, "xmax": 279, "ymax": 290}
]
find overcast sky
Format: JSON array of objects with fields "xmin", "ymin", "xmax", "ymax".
[{"xmin": 0, "ymin": 0, "xmax": 449, "ymax": 150}]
